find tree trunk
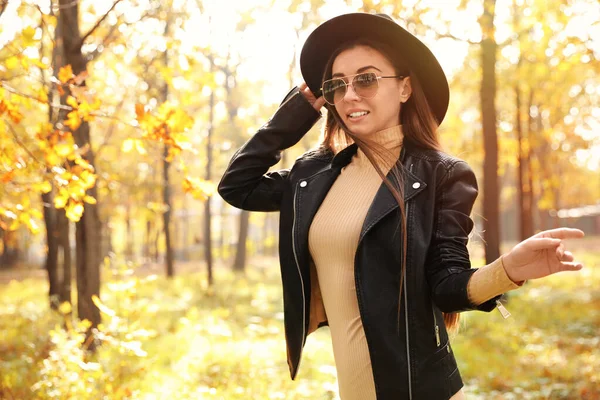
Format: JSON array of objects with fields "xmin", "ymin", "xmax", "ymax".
[
  {"xmin": 205, "ymin": 59, "xmax": 215, "ymax": 286},
  {"xmin": 480, "ymin": 0, "xmax": 500, "ymax": 263},
  {"xmin": 58, "ymin": 210, "xmax": 72, "ymax": 305},
  {"xmin": 161, "ymin": 17, "xmax": 174, "ymax": 278},
  {"xmin": 163, "ymin": 144, "xmax": 174, "ymax": 277},
  {"xmin": 126, "ymin": 201, "xmax": 133, "ymax": 259},
  {"xmin": 58, "ymin": 0, "xmax": 101, "ymax": 339},
  {"xmin": 42, "ymin": 191, "xmax": 60, "ymax": 309},
  {"xmin": 232, "ymin": 210, "xmax": 249, "ymax": 272},
  {"xmin": 0, "ymin": 230, "xmax": 20, "ymax": 268},
  {"xmin": 144, "ymin": 217, "xmax": 151, "ymax": 262}
]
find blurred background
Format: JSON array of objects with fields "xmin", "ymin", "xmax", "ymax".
[{"xmin": 0, "ymin": 0, "xmax": 599, "ymax": 398}]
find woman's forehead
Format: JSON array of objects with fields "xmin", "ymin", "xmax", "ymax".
[{"xmin": 331, "ymin": 45, "xmax": 393, "ymax": 75}]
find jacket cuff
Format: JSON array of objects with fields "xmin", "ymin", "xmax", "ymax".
[
  {"xmin": 467, "ymin": 256, "xmax": 524, "ymax": 306},
  {"xmin": 262, "ymin": 86, "xmax": 322, "ymax": 149}
]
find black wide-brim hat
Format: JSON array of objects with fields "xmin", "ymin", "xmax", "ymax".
[{"xmin": 300, "ymin": 13, "xmax": 450, "ymax": 124}]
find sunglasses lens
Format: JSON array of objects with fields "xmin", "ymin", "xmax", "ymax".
[
  {"xmin": 322, "ymin": 79, "xmax": 346, "ymax": 104},
  {"xmin": 353, "ymin": 73, "xmax": 378, "ymax": 98}
]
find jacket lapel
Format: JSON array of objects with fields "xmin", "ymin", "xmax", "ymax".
[
  {"xmin": 292, "ymin": 145, "xmax": 356, "ymax": 273},
  {"xmin": 293, "ymin": 165, "xmax": 339, "ymax": 272},
  {"xmin": 358, "ymin": 157, "xmax": 427, "ymax": 243}
]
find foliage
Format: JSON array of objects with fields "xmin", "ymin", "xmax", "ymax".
[{"xmin": 1, "ymin": 244, "xmax": 599, "ymax": 399}]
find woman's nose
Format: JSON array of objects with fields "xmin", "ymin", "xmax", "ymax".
[{"xmin": 343, "ymin": 84, "xmax": 361, "ymax": 102}]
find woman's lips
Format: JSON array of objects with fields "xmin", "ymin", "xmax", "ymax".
[{"xmin": 347, "ymin": 110, "xmax": 370, "ymax": 122}]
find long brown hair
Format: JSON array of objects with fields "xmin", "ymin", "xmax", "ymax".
[{"xmin": 318, "ymin": 39, "xmax": 460, "ymax": 332}]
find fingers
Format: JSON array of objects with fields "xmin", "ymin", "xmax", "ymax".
[
  {"xmin": 534, "ymin": 228, "xmax": 585, "ymax": 240},
  {"xmin": 556, "ymin": 242, "xmax": 565, "ymax": 259},
  {"xmin": 559, "ymin": 250, "xmax": 574, "ymax": 262},
  {"xmin": 527, "ymin": 237, "xmax": 562, "ymax": 251},
  {"xmin": 313, "ymin": 96, "xmax": 326, "ymax": 111},
  {"xmin": 558, "ymin": 261, "xmax": 584, "ymax": 271}
]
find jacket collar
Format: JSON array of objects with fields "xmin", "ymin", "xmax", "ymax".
[{"xmin": 293, "ymin": 141, "xmax": 427, "ymax": 269}]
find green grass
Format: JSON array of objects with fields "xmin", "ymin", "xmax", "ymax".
[{"xmin": 0, "ymin": 247, "xmax": 599, "ymax": 400}]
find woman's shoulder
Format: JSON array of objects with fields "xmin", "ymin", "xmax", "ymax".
[
  {"xmin": 294, "ymin": 146, "xmax": 335, "ymax": 165},
  {"xmin": 404, "ymin": 141, "xmax": 471, "ymax": 170}
]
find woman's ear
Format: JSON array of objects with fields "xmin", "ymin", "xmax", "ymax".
[{"xmin": 400, "ymin": 77, "xmax": 412, "ymax": 103}]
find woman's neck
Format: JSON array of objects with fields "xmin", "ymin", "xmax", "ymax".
[{"xmin": 355, "ymin": 124, "xmax": 404, "ymax": 168}]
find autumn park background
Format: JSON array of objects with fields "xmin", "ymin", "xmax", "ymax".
[{"xmin": 1, "ymin": 0, "xmax": 599, "ymax": 398}]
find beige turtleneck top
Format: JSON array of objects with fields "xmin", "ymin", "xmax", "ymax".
[{"xmin": 307, "ymin": 125, "xmax": 520, "ymax": 400}]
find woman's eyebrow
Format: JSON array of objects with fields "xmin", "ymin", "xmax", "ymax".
[{"xmin": 331, "ymin": 65, "xmax": 382, "ymax": 78}]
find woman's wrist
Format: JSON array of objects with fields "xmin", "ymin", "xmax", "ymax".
[{"xmin": 500, "ymin": 255, "xmax": 525, "ymax": 286}]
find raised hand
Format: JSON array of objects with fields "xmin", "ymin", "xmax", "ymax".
[
  {"xmin": 299, "ymin": 82, "xmax": 326, "ymax": 112},
  {"xmin": 502, "ymin": 228, "xmax": 585, "ymax": 283}
]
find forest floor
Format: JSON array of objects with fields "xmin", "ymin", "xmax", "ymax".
[{"xmin": 1, "ymin": 237, "xmax": 599, "ymax": 399}]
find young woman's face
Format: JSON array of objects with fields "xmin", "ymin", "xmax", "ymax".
[{"xmin": 330, "ymin": 45, "xmax": 408, "ymax": 137}]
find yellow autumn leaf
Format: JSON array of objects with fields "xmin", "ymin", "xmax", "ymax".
[
  {"xmin": 9, "ymin": 219, "xmax": 20, "ymax": 231},
  {"xmin": 122, "ymin": 138, "xmax": 134, "ymax": 153},
  {"xmin": 66, "ymin": 96, "xmax": 79, "ymax": 109},
  {"xmin": 183, "ymin": 177, "xmax": 216, "ymax": 201},
  {"xmin": 29, "ymin": 209, "xmax": 43, "ymax": 219},
  {"xmin": 7, "ymin": 108, "xmax": 23, "ymax": 124},
  {"xmin": 37, "ymin": 88, "xmax": 48, "ymax": 102},
  {"xmin": 58, "ymin": 302, "xmax": 72, "ymax": 315},
  {"xmin": 6, "ymin": 56, "xmax": 19, "ymax": 70},
  {"xmin": 64, "ymin": 111, "xmax": 81, "ymax": 130},
  {"xmin": 54, "ymin": 189, "xmax": 69, "ymax": 209},
  {"xmin": 54, "ymin": 142, "xmax": 72, "ymax": 157},
  {"xmin": 22, "ymin": 26, "xmax": 37, "ymax": 47},
  {"xmin": 45, "ymin": 151, "xmax": 61, "ymax": 166},
  {"xmin": 65, "ymin": 202, "xmax": 84, "ymax": 222},
  {"xmin": 135, "ymin": 139, "xmax": 147, "ymax": 155},
  {"xmin": 25, "ymin": 217, "xmax": 40, "ymax": 234},
  {"xmin": 35, "ymin": 181, "xmax": 53, "ymax": 193},
  {"xmin": 74, "ymin": 157, "xmax": 94, "ymax": 171},
  {"xmin": 58, "ymin": 65, "xmax": 74, "ymax": 84},
  {"xmin": 83, "ymin": 195, "xmax": 97, "ymax": 204},
  {"xmin": 30, "ymin": 58, "xmax": 48, "ymax": 69},
  {"xmin": 135, "ymin": 103, "xmax": 146, "ymax": 119},
  {"xmin": 19, "ymin": 56, "xmax": 30, "ymax": 71},
  {"xmin": 92, "ymin": 295, "xmax": 116, "ymax": 317},
  {"xmin": 79, "ymin": 170, "xmax": 96, "ymax": 187}
]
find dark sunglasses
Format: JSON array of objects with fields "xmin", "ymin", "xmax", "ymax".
[{"xmin": 320, "ymin": 72, "xmax": 405, "ymax": 105}]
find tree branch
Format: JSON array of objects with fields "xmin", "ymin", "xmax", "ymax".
[
  {"xmin": 0, "ymin": 0, "xmax": 8, "ymax": 19},
  {"xmin": 6, "ymin": 121, "xmax": 46, "ymax": 167},
  {"xmin": 94, "ymin": 99, "xmax": 125, "ymax": 158},
  {"xmin": 433, "ymin": 31, "xmax": 480, "ymax": 46},
  {"xmin": 79, "ymin": 0, "xmax": 123, "ymax": 47},
  {"xmin": 86, "ymin": 8, "xmax": 155, "ymax": 62}
]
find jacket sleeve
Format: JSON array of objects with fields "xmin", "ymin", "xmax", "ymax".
[
  {"xmin": 217, "ymin": 87, "xmax": 322, "ymax": 212},
  {"xmin": 426, "ymin": 160, "xmax": 501, "ymax": 313}
]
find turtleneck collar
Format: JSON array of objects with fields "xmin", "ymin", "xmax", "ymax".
[{"xmin": 354, "ymin": 124, "xmax": 404, "ymax": 168}]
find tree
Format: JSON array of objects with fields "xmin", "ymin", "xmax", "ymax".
[{"xmin": 480, "ymin": 0, "xmax": 501, "ymax": 262}]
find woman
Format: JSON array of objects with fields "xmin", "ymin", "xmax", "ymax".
[{"xmin": 218, "ymin": 13, "xmax": 585, "ymax": 400}]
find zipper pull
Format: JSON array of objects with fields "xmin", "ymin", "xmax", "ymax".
[
  {"xmin": 435, "ymin": 325, "xmax": 440, "ymax": 346},
  {"xmin": 496, "ymin": 299, "xmax": 511, "ymax": 319}
]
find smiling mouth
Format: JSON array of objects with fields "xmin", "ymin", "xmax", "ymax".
[{"xmin": 348, "ymin": 111, "xmax": 369, "ymax": 119}]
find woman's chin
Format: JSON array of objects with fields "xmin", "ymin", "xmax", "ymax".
[{"xmin": 344, "ymin": 120, "xmax": 372, "ymax": 136}]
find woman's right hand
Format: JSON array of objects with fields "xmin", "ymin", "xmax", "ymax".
[
  {"xmin": 502, "ymin": 227, "xmax": 585, "ymax": 283},
  {"xmin": 299, "ymin": 82, "xmax": 326, "ymax": 112}
]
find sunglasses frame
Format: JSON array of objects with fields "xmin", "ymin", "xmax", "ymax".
[{"xmin": 320, "ymin": 72, "xmax": 406, "ymax": 105}]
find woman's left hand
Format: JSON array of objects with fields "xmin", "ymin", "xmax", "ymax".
[{"xmin": 502, "ymin": 228, "xmax": 585, "ymax": 283}]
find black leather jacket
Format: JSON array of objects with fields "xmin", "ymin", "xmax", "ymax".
[{"xmin": 218, "ymin": 87, "xmax": 502, "ymax": 400}]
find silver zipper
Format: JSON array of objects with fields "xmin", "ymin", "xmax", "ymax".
[
  {"xmin": 496, "ymin": 299, "xmax": 511, "ymax": 319},
  {"xmin": 290, "ymin": 182, "xmax": 306, "ymax": 378},
  {"xmin": 405, "ymin": 163, "xmax": 413, "ymax": 400},
  {"xmin": 404, "ymin": 273, "xmax": 413, "ymax": 400},
  {"xmin": 432, "ymin": 304, "xmax": 441, "ymax": 347}
]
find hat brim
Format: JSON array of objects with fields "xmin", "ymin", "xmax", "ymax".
[{"xmin": 300, "ymin": 13, "xmax": 449, "ymax": 124}]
